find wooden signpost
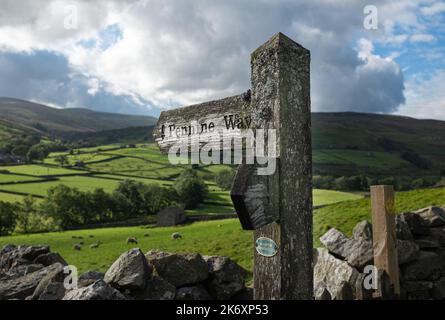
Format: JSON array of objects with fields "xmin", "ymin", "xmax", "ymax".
[{"xmin": 154, "ymin": 33, "xmax": 313, "ymax": 300}]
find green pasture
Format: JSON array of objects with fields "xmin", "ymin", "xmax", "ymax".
[
  {"xmin": 0, "ymin": 165, "xmax": 86, "ymax": 176},
  {"xmin": 0, "ymin": 219, "xmax": 252, "ymax": 276},
  {"xmin": 313, "ymin": 149, "xmax": 410, "ymax": 169}
]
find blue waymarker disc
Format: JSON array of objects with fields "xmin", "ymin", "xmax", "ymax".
[{"xmin": 255, "ymin": 237, "xmax": 278, "ymax": 257}]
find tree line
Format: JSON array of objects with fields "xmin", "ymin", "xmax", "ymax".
[
  {"xmin": 313, "ymin": 174, "xmax": 442, "ymax": 192},
  {"xmin": 0, "ymin": 169, "xmax": 207, "ymax": 236}
]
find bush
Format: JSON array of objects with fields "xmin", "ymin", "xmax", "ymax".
[
  {"xmin": 15, "ymin": 196, "xmax": 58, "ymax": 234},
  {"xmin": 313, "ymin": 175, "xmax": 335, "ymax": 189},
  {"xmin": 0, "ymin": 201, "xmax": 17, "ymax": 236},
  {"xmin": 112, "ymin": 180, "xmax": 177, "ymax": 218},
  {"xmin": 173, "ymin": 170, "xmax": 208, "ymax": 209},
  {"xmin": 402, "ymin": 152, "xmax": 432, "ymax": 169},
  {"xmin": 41, "ymin": 185, "xmax": 92, "ymax": 229},
  {"xmin": 215, "ymin": 169, "xmax": 235, "ymax": 190}
]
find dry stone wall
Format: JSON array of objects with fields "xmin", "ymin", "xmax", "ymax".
[
  {"xmin": 315, "ymin": 206, "xmax": 445, "ymax": 300},
  {"xmin": 0, "ymin": 245, "xmax": 250, "ymax": 300}
]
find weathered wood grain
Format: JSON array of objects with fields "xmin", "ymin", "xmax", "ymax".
[
  {"xmin": 370, "ymin": 185, "xmax": 400, "ymax": 297},
  {"xmin": 154, "ymin": 93, "xmax": 251, "ymax": 153},
  {"xmin": 251, "ymin": 33, "xmax": 313, "ymax": 300},
  {"xmin": 231, "ymin": 163, "xmax": 278, "ymax": 230}
]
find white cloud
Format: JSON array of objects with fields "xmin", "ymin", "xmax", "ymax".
[
  {"xmin": 398, "ymin": 70, "xmax": 445, "ymax": 120},
  {"xmin": 421, "ymin": 2, "xmax": 445, "ymax": 15},
  {"xmin": 410, "ymin": 33, "xmax": 436, "ymax": 43},
  {"xmin": 0, "ymin": 0, "xmax": 441, "ymax": 118},
  {"xmin": 87, "ymin": 78, "xmax": 100, "ymax": 96}
]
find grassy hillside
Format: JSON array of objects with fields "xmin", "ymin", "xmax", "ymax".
[
  {"xmin": 314, "ymin": 186, "xmax": 445, "ymax": 247},
  {"xmin": 0, "ymin": 219, "xmax": 253, "ymax": 276},
  {"xmin": 1, "ymin": 98, "xmax": 444, "ymax": 178},
  {"xmin": 0, "ymin": 98, "xmax": 156, "ymax": 137},
  {"xmin": 0, "ymin": 186, "xmax": 443, "ymax": 276},
  {"xmin": 0, "ymin": 145, "xmax": 361, "ymax": 214},
  {"xmin": 312, "ymin": 112, "xmax": 445, "ymax": 177}
]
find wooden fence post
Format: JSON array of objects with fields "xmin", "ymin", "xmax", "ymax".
[
  {"xmin": 251, "ymin": 33, "xmax": 313, "ymax": 300},
  {"xmin": 370, "ymin": 185, "xmax": 400, "ymax": 297}
]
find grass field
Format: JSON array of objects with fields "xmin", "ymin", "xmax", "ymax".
[
  {"xmin": 1, "ymin": 187, "xmax": 443, "ymax": 277},
  {"xmin": 0, "ymin": 175, "xmax": 123, "ymax": 196},
  {"xmin": 313, "ymin": 149, "xmax": 410, "ymax": 169},
  {"xmin": 0, "ymin": 165, "xmax": 86, "ymax": 176},
  {"xmin": 0, "ymin": 145, "xmax": 363, "ymax": 214},
  {"xmin": 313, "ymin": 186, "xmax": 445, "ymax": 247},
  {"xmin": 0, "ymin": 173, "xmax": 43, "ymax": 183},
  {"xmin": 313, "ymin": 189, "xmax": 362, "ymax": 206},
  {"xmin": 0, "ymin": 219, "xmax": 253, "ymax": 277},
  {"xmin": 44, "ymin": 153, "xmax": 116, "ymax": 165},
  {"xmin": 0, "ymin": 192, "xmax": 27, "ymax": 203}
]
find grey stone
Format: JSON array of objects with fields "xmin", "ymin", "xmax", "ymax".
[
  {"xmin": 157, "ymin": 207, "xmax": 187, "ymax": 227},
  {"xmin": 403, "ymin": 280, "xmax": 433, "ymax": 292},
  {"xmin": 134, "ymin": 276, "xmax": 176, "ymax": 300},
  {"xmin": 203, "ymin": 256, "xmax": 247, "ymax": 300},
  {"xmin": 320, "ymin": 228, "xmax": 351, "ymax": 257},
  {"xmin": 25, "ymin": 264, "xmax": 45, "ymax": 275},
  {"xmin": 38, "ymin": 282, "xmax": 66, "ymax": 300},
  {"xmin": 3, "ymin": 262, "xmax": 37, "ymax": 279},
  {"xmin": 78, "ymin": 271, "xmax": 104, "ymax": 288},
  {"xmin": 0, "ymin": 263, "xmax": 63, "ymax": 300},
  {"xmin": 397, "ymin": 240, "xmax": 420, "ymax": 265},
  {"xmin": 30, "ymin": 263, "xmax": 65, "ymax": 300},
  {"xmin": 353, "ymin": 220, "xmax": 373, "ymax": 242},
  {"xmin": 415, "ymin": 237, "xmax": 440, "ymax": 249},
  {"xmin": 396, "ymin": 216, "xmax": 414, "ymax": 240},
  {"xmin": 402, "ymin": 281, "xmax": 433, "ymax": 300},
  {"xmin": 414, "ymin": 206, "xmax": 445, "ymax": 227},
  {"xmin": 401, "ymin": 251, "xmax": 444, "ymax": 281},
  {"xmin": 430, "ymin": 228, "xmax": 445, "ymax": 247},
  {"xmin": 33, "ymin": 252, "xmax": 67, "ymax": 267},
  {"xmin": 320, "ymin": 228, "xmax": 373, "ymax": 269},
  {"xmin": 399, "ymin": 213, "xmax": 430, "ymax": 236},
  {"xmin": 146, "ymin": 250, "xmax": 208, "ymax": 287},
  {"xmin": 63, "ymin": 280, "xmax": 127, "ymax": 300},
  {"xmin": 0, "ymin": 244, "xmax": 16, "ymax": 256},
  {"xmin": 0, "ymin": 245, "xmax": 50, "ymax": 272},
  {"xmin": 314, "ymin": 281, "xmax": 332, "ymax": 300},
  {"xmin": 333, "ymin": 281, "xmax": 353, "ymax": 300},
  {"xmin": 354, "ymin": 273, "xmax": 373, "ymax": 300},
  {"xmin": 104, "ymin": 248, "xmax": 152, "ymax": 291},
  {"xmin": 432, "ymin": 277, "xmax": 445, "ymax": 299},
  {"xmin": 176, "ymin": 285, "xmax": 212, "ymax": 300},
  {"xmin": 313, "ymin": 248, "xmax": 360, "ymax": 300},
  {"xmin": 231, "ymin": 287, "xmax": 253, "ymax": 300}
]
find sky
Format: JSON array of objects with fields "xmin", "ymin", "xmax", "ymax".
[{"xmin": 0, "ymin": 0, "xmax": 444, "ymax": 120}]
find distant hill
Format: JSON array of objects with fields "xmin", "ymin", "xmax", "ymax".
[
  {"xmin": 1, "ymin": 97, "xmax": 444, "ymax": 177},
  {"xmin": 63, "ymin": 125, "xmax": 155, "ymax": 145},
  {"xmin": 312, "ymin": 112, "xmax": 445, "ymax": 154},
  {"xmin": 0, "ymin": 98, "xmax": 156, "ymax": 137},
  {"xmin": 312, "ymin": 112, "xmax": 445, "ymax": 177}
]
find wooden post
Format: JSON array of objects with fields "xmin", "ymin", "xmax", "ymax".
[
  {"xmin": 370, "ymin": 185, "xmax": 400, "ymax": 297},
  {"xmin": 251, "ymin": 33, "xmax": 313, "ymax": 300}
]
